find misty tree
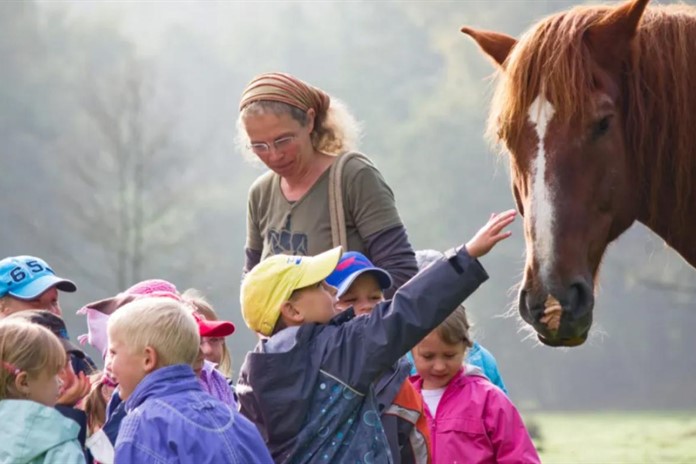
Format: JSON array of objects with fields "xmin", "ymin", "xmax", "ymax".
[{"xmin": 54, "ymin": 56, "xmax": 199, "ymax": 291}]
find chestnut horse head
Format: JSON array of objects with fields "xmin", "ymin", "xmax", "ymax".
[{"xmin": 462, "ymin": 0, "xmax": 696, "ymax": 346}]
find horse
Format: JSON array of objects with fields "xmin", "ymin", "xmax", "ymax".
[{"xmin": 461, "ymin": 0, "xmax": 696, "ymax": 347}]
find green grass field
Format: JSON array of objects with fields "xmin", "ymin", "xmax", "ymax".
[{"xmin": 526, "ymin": 411, "xmax": 696, "ymax": 463}]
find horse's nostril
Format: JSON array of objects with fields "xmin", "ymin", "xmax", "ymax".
[
  {"xmin": 517, "ymin": 288, "xmax": 539, "ymax": 325},
  {"xmin": 568, "ymin": 281, "xmax": 594, "ymax": 313}
]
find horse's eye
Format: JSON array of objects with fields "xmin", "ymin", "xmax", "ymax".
[{"xmin": 592, "ymin": 116, "xmax": 612, "ymax": 139}]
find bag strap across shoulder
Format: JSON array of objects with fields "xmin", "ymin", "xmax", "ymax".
[{"xmin": 328, "ymin": 151, "xmax": 374, "ymax": 250}]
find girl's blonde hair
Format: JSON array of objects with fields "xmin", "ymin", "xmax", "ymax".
[
  {"xmin": 82, "ymin": 372, "xmax": 110, "ymax": 435},
  {"xmin": 0, "ymin": 319, "xmax": 66, "ymax": 399},
  {"xmin": 107, "ymin": 297, "xmax": 200, "ymax": 367},
  {"xmin": 236, "ymin": 98, "xmax": 362, "ymax": 163},
  {"xmin": 181, "ymin": 289, "xmax": 234, "ymax": 379},
  {"xmin": 435, "ymin": 305, "xmax": 473, "ymax": 349}
]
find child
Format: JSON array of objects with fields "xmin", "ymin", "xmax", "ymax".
[
  {"xmin": 82, "ymin": 373, "xmax": 113, "ymax": 437},
  {"xmin": 325, "ymin": 252, "xmax": 431, "ymax": 463},
  {"xmin": 84, "ymin": 354, "xmax": 120, "ymax": 464},
  {"xmin": 107, "ymin": 297, "xmax": 272, "ymax": 464},
  {"xmin": 7, "ymin": 310, "xmax": 94, "ymax": 453},
  {"xmin": 237, "ymin": 209, "xmax": 515, "ymax": 462},
  {"xmin": 0, "ymin": 319, "xmax": 85, "ymax": 463},
  {"xmin": 415, "ymin": 249, "xmax": 508, "ymax": 394},
  {"xmin": 410, "ymin": 306, "xmax": 540, "ymax": 463},
  {"xmin": 183, "ymin": 288, "xmax": 235, "ymax": 380},
  {"xmin": 0, "ymin": 255, "xmax": 77, "ymax": 317},
  {"xmin": 190, "ymin": 311, "xmax": 237, "ymax": 406},
  {"xmin": 78, "ymin": 279, "xmax": 237, "ymax": 462}
]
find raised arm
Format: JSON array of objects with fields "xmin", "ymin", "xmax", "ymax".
[{"xmin": 326, "ymin": 210, "xmax": 516, "ymax": 393}]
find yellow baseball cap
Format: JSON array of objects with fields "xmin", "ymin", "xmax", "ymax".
[{"xmin": 240, "ymin": 247, "xmax": 342, "ymax": 337}]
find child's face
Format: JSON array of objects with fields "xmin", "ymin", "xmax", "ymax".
[
  {"xmin": 57, "ymin": 357, "xmax": 74, "ymax": 397},
  {"xmin": 108, "ymin": 335, "xmax": 149, "ymax": 401},
  {"xmin": 335, "ymin": 273, "xmax": 384, "ymax": 316},
  {"xmin": 103, "ymin": 350, "xmax": 115, "ymax": 380},
  {"xmin": 291, "ymin": 281, "xmax": 337, "ymax": 324},
  {"xmin": 25, "ymin": 368, "xmax": 62, "ymax": 407},
  {"xmin": 201, "ymin": 337, "xmax": 224, "ymax": 365},
  {"xmin": 412, "ymin": 331, "xmax": 466, "ymax": 390},
  {"xmin": 2, "ymin": 287, "xmax": 62, "ymax": 317}
]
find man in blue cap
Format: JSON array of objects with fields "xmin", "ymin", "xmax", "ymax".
[{"xmin": 0, "ymin": 255, "xmax": 76, "ymax": 317}]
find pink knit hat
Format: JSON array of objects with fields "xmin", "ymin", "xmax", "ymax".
[
  {"xmin": 77, "ymin": 279, "xmax": 181, "ymax": 357},
  {"xmin": 125, "ymin": 279, "xmax": 178, "ymax": 296}
]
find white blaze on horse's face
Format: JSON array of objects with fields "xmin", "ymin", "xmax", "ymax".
[{"xmin": 528, "ymin": 96, "xmax": 556, "ymax": 284}]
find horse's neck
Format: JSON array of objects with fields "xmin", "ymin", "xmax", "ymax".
[{"xmin": 637, "ymin": 183, "xmax": 696, "ymax": 268}]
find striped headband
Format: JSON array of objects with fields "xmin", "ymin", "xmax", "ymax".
[{"xmin": 239, "ymin": 72, "xmax": 330, "ymax": 116}]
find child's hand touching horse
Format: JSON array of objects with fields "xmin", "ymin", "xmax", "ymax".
[{"xmin": 465, "ymin": 209, "xmax": 516, "ymax": 258}]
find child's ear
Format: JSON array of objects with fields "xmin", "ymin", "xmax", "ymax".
[
  {"xmin": 280, "ymin": 301, "xmax": 304, "ymax": 324},
  {"xmin": 143, "ymin": 346, "xmax": 159, "ymax": 373},
  {"xmin": 14, "ymin": 372, "xmax": 30, "ymax": 397}
]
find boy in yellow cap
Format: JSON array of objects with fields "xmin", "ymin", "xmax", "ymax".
[{"xmin": 237, "ymin": 210, "xmax": 516, "ymax": 463}]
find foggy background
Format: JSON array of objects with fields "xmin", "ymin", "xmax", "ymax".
[{"xmin": 1, "ymin": 0, "xmax": 694, "ymax": 412}]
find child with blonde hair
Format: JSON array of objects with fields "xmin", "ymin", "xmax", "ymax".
[
  {"xmin": 107, "ymin": 297, "xmax": 271, "ymax": 463},
  {"xmin": 410, "ymin": 306, "xmax": 540, "ymax": 463},
  {"xmin": 181, "ymin": 288, "xmax": 235, "ymax": 380},
  {"xmin": 0, "ymin": 319, "xmax": 85, "ymax": 463}
]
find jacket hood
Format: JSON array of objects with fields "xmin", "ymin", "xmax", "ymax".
[
  {"xmin": 125, "ymin": 364, "xmax": 200, "ymax": 412},
  {"xmin": 0, "ymin": 400, "xmax": 80, "ymax": 464}
]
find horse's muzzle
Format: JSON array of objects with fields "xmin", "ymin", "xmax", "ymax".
[{"xmin": 519, "ymin": 279, "xmax": 595, "ymax": 346}]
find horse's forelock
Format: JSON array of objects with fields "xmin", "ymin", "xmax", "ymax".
[{"xmin": 487, "ymin": 5, "xmax": 609, "ymax": 152}]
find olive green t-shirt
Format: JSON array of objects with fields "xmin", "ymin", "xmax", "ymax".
[{"xmin": 246, "ymin": 155, "xmax": 403, "ymax": 260}]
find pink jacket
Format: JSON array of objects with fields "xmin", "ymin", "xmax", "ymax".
[{"xmin": 410, "ymin": 368, "xmax": 540, "ymax": 464}]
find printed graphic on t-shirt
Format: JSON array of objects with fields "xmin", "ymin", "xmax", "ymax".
[{"xmin": 267, "ymin": 215, "xmax": 308, "ymax": 255}]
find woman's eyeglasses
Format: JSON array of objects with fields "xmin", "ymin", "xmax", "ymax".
[{"xmin": 249, "ymin": 135, "xmax": 296, "ymax": 155}]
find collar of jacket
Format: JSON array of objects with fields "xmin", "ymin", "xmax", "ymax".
[
  {"xmin": 328, "ymin": 307, "xmax": 356, "ymax": 326},
  {"xmin": 125, "ymin": 364, "xmax": 200, "ymax": 412},
  {"xmin": 410, "ymin": 366, "xmax": 467, "ymax": 392}
]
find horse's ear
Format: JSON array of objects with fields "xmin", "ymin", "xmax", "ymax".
[
  {"xmin": 586, "ymin": 0, "xmax": 649, "ymax": 68},
  {"xmin": 461, "ymin": 27, "xmax": 517, "ymax": 69}
]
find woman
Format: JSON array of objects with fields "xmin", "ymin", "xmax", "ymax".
[{"xmin": 237, "ymin": 72, "xmax": 417, "ymax": 295}]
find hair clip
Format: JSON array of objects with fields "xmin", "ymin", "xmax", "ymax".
[{"xmin": 2, "ymin": 361, "xmax": 20, "ymax": 376}]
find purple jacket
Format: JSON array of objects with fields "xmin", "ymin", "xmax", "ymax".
[
  {"xmin": 199, "ymin": 360, "xmax": 236, "ymax": 408},
  {"xmin": 410, "ymin": 369, "xmax": 540, "ymax": 464},
  {"xmin": 115, "ymin": 364, "xmax": 272, "ymax": 464}
]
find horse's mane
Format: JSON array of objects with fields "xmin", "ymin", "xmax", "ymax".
[{"xmin": 489, "ymin": 3, "xmax": 696, "ymax": 225}]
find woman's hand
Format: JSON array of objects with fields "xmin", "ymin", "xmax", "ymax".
[{"xmin": 465, "ymin": 209, "xmax": 517, "ymax": 258}]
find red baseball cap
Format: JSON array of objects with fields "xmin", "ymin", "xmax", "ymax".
[{"xmin": 192, "ymin": 312, "xmax": 235, "ymax": 337}]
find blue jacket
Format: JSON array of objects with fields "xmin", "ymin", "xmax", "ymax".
[
  {"xmin": 104, "ymin": 390, "xmax": 126, "ymax": 447},
  {"xmin": 0, "ymin": 399, "xmax": 84, "ymax": 464},
  {"xmin": 237, "ymin": 246, "xmax": 488, "ymax": 463},
  {"xmin": 467, "ymin": 341, "xmax": 508, "ymax": 394},
  {"xmin": 115, "ymin": 364, "xmax": 272, "ymax": 464}
]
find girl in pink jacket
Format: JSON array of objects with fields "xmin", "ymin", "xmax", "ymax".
[{"xmin": 410, "ymin": 306, "xmax": 540, "ymax": 463}]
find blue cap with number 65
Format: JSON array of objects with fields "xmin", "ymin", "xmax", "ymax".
[{"xmin": 0, "ymin": 256, "xmax": 76, "ymax": 299}]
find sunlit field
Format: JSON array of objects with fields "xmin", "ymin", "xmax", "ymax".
[{"xmin": 526, "ymin": 411, "xmax": 696, "ymax": 463}]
